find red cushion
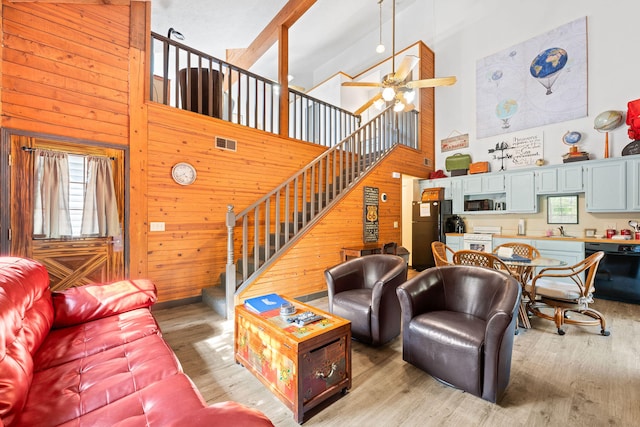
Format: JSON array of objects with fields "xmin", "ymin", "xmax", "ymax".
[
  {"xmin": 52, "ymin": 279, "xmax": 157, "ymax": 328},
  {"xmin": 33, "ymin": 307, "xmax": 160, "ymax": 371},
  {"xmin": 14, "ymin": 334, "xmax": 182, "ymax": 426},
  {"xmin": 0, "ymin": 257, "xmax": 53, "ymax": 426}
]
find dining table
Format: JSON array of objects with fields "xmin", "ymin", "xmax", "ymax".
[{"xmin": 500, "ymin": 256, "xmax": 567, "ymax": 329}]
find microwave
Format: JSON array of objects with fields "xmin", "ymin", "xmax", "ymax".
[{"xmin": 464, "ymin": 199, "xmax": 494, "ymax": 211}]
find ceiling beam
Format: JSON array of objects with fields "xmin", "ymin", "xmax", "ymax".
[{"xmin": 225, "ymin": 0, "xmax": 317, "ymax": 71}]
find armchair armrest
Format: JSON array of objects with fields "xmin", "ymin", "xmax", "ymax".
[
  {"xmin": 396, "ymin": 268, "xmax": 445, "ymax": 322},
  {"xmin": 52, "ymin": 279, "xmax": 157, "ymax": 328}
]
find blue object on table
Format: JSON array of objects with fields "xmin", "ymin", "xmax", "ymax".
[{"xmin": 244, "ymin": 293, "xmax": 288, "ymax": 313}]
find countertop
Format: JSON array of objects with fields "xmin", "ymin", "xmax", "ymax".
[{"xmin": 445, "ymin": 233, "xmax": 640, "ymax": 244}]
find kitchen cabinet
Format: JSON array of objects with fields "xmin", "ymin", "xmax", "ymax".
[
  {"xmin": 419, "ymin": 178, "xmax": 453, "ymax": 200},
  {"xmin": 533, "ymin": 239, "xmax": 585, "ymax": 282},
  {"xmin": 505, "ymin": 171, "xmax": 537, "ymax": 213},
  {"xmin": 535, "ymin": 165, "xmax": 584, "ymax": 194},
  {"xmin": 445, "ymin": 235, "xmax": 463, "ymax": 252},
  {"xmin": 585, "ymin": 159, "xmax": 627, "ymax": 212},
  {"xmin": 627, "ymin": 158, "xmax": 640, "ymax": 211},
  {"xmin": 462, "ymin": 174, "xmax": 505, "ymax": 194}
]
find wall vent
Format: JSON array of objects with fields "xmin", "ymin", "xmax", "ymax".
[
  {"xmin": 423, "ymin": 158, "xmax": 432, "ymax": 167},
  {"xmin": 215, "ymin": 136, "xmax": 237, "ymax": 152}
]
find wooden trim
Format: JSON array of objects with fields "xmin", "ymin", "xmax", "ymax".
[
  {"xmin": 128, "ymin": 0, "xmax": 150, "ymax": 278},
  {"xmin": 278, "ymin": 24, "xmax": 289, "ymax": 137},
  {"xmin": 225, "ymin": 0, "xmax": 316, "ymax": 70}
]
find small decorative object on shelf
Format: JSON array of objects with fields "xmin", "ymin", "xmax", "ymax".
[
  {"xmin": 561, "ymin": 131, "xmax": 589, "ymax": 163},
  {"xmin": 594, "ymin": 110, "xmax": 624, "ymax": 158},
  {"xmin": 488, "ymin": 142, "xmax": 511, "ymax": 171}
]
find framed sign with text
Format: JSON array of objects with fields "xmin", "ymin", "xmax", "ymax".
[{"xmin": 363, "ymin": 186, "xmax": 379, "ymax": 243}]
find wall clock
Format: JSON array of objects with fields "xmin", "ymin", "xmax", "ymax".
[{"xmin": 171, "ymin": 162, "xmax": 197, "ymax": 185}]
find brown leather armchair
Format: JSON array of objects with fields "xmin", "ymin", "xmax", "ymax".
[
  {"xmin": 324, "ymin": 254, "xmax": 408, "ymax": 346},
  {"xmin": 395, "ymin": 265, "xmax": 521, "ymax": 403}
]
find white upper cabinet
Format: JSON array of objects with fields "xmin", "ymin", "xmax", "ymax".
[
  {"xmin": 505, "ymin": 171, "xmax": 537, "ymax": 213},
  {"xmin": 462, "ymin": 174, "xmax": 505, "ymax": 194},
  {"xmin": 585, "ymin": 159, "xmax": 627, "ymax": 212},
  {"xmin": 535, "ymin": 164, "xmax": 584, "ymax": 194}
]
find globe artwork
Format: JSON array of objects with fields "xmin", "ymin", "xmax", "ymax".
[
  {"xmin": 529, "ymin": 47, "xmax": 568, "ymax": 95},
  {"xmin": 594, "ymin": 110, "xmax": 624, "ymax": 132},
  {"xmin": 562, "ymin": 131, "xmax": 582, "ymax": 146},
  {"xmin": 496, "ymin": 99, "xmax": 518, "ymax": 129}
]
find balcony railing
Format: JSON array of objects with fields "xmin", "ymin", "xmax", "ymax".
[
  {"xmin": 223, "ymin": 105, "xmax": 418, "ymax": 316},
  {"xmin": 150, "ymin": 32, "xmax": 359, "ymax": 147}
]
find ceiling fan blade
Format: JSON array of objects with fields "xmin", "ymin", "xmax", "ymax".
[
  {"xmin": 406, "ymin": 76, "xmax": 457, "ymax": 89},
  {"xmin": 342, "ymin": 81, "xmax": 384, "ymax": 87},
  {"xmin": 354, "ymin": 92, "xmax": 383, "ymax": 116},
  {"xmin": 394, "ymin": 55, "xmax": 419, "ymax": 82}
]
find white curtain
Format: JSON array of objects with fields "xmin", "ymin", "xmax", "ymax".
[
  {"xmin": 81, "ymin": 156, "xmax": 120, "ymax": 237},
  {"xmin": 33, "ymin": 149, "xmax": 73, "ymax": 238}
]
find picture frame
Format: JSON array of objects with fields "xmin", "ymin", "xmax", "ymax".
[{"xmin": 584, "ymin": 228, "xmax": 596, "ymax": 237}]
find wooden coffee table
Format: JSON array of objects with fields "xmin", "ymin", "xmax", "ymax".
[{"xmin": 234, "ymin": 296, "xmax": 351, "ymax": 424}]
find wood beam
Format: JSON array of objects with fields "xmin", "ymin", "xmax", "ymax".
[
  {"xmin": 225, "ymin": 0, "xmax": 316, "ymax": 71},
  {"xmin": 278, "ymin": 24, "xmax": 289, "ymax": 137}
]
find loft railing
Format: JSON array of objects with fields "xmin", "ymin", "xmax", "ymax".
[
  {"xmin": 150, "ymin": 32, "xmax": 360, "ymax": 147},
  {"xmin": 224, "ymin": 106, "xmax": 418, "ymax": 316}
]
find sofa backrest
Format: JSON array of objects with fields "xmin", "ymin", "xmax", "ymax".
[{"xmin": 0, "ymin": 257, "xmax": 54, "ymax": 425}]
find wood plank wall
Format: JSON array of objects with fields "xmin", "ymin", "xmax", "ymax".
[
  {"xmin": 146, "ymin": 104, "xmax": 330, "ymax": 301},
  {"xmin": 1, "ymin": 2, "xmax": 131, "ymax": 146},
  {"xmin": 238, "ymin": 145, "xmax": 431, "ymax": 302},
  {"xmin": 1, "ymin": 1, "xmax": 435, "ymax": 303}
]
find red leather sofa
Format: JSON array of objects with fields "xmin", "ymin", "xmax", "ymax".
[{"xmin": 0, "ymin": 257, "xmax": 273, "ymax": 427}]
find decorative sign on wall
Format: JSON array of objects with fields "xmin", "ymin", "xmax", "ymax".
[
  {"xmin": 488, "ymin": 131, "xmax": 544, "ymax": 170},
  {"xmin": 363, "ymin": 186, "xmax": 379, "ymax": 243},
  {"xmin": 441, "ymin": 132, "xmax": 469, "ymax": 152},
  {"xmin": 476, "ymin": 17, "xmax": 587, "ymax": 138}
]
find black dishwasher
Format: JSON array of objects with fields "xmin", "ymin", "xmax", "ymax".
[{"xmin": 585, "ymin": 242, "xmax": 640, "ymax": 304}]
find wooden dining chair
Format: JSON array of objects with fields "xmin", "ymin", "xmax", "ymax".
[
  {"xmin": 526, "ymin": 251, "xmax": 608, "ymax": 336},
  {"xmin": 493, "ymin": 242, "xmax": 541, "ymax": 285},
  {"xmin": 453, "ymin": 250, "xmax": 513, "ymax": 273},
  {"xmin": 431, "ymin": 241, "xmax": 455, "ymax": 266}
]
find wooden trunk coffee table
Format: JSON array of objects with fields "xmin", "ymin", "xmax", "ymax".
[{"xmin": 234, "ymin": 296, "xmax": 351, "ymax": 424}]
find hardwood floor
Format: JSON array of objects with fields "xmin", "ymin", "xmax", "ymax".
[{"xmin": 154, "ymin": 272, "xmax": 640, "ymax": 426}]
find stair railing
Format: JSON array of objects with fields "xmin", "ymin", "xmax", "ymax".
[
  {"xmin": 224, "ymin": 106, "xmax": 418, "ymax": 315},
  {"xmin": 150, "ymin": 32, "xmax": 359, "ymax": 147}
]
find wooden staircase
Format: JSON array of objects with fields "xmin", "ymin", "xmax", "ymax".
[{"xmin": 203, "ymin": 106, "xmax": 418, "ymax": 318}]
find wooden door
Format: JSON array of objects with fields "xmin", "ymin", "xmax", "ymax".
[{"xmin": 10, "ymin": 134, "xmax": 126, "ymax": 291}]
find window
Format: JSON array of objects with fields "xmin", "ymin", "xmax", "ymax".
[
  {"xmin": 33, "ymin": 149, "xmax": 120, "ymax": 239},
  {"xmin": 547, "ymin": 195, "xmax": 578, "ymax": 224},
  {"xmin": 68, "ymin": 154, "xmax": 88, "ymax": 236}
]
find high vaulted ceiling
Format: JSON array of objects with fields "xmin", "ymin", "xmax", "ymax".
[{"xmin": 151, "ymin": 0, "xmax": 417, "ymax": 91}]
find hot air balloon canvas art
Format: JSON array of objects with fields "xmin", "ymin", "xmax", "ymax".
[{"xmin": 476, "ymin": 17, "xmax": 587, "ymax": 138}]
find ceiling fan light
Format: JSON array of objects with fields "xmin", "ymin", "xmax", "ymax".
[
  {"xmin": 382, "ymin": 87, "xmax": 396, "ymax": 101},
  {"xmin": 393, "ymin": 100, "xmax": 405, "ymax": 112},
  {"xmin": 403, "ymin": 89, "xmax": 416, "ymax": 103},
  {"xmin": 373, "ymin": 98, "xmax": 385, "ymax": 110}
]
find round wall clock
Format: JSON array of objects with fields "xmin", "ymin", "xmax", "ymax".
[{"xmin": 171, "ymin": 162, "xmax": 197, "ymax": 185}]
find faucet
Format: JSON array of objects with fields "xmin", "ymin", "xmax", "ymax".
[{"xmin": 558, "ymin": 226, "xmax": 566, "ymax": 237}]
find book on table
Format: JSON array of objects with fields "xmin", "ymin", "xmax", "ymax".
[{"xmin": 244, "ymin": 293, "xmax": 288, "ymax": 313}]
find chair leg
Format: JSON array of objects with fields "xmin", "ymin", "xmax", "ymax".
[
  {"xmin": 554, "ymin": 307, "xmax": 566, "ymax": 335},
  {"xmin": 579, "ymin": 308, "xmax": 610, "ymax": 336}
]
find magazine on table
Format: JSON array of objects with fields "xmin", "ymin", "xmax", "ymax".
[{"xmin": 244, "ymin": 293, "xmax": 288, "ymax": 313}]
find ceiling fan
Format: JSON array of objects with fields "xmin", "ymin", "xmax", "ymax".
[{"xmin": 342, "ymin": 0, "xmax": 456, "ymax": 116}]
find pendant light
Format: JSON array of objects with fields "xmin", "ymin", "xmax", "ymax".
[{"xmin": 376, "ymin": 0, "xmax": 385, "ymax": 53}]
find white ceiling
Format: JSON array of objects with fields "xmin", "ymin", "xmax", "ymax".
[{"xmin": 151, "ymin": 0, "xmax": 416, "ymax": 90}]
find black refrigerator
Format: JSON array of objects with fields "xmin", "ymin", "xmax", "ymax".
[{"xmin": 411, "ymin": 199, "xmax": 453, "ymax": 271}]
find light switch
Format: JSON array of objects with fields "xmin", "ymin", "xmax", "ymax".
[
  {"xmin": 150, "ymin": 222, "xmax": 165, "ymax": 232},
  {"xmin": 394, "ymin": 221, "xmax": 399, "ymax": 228}
]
